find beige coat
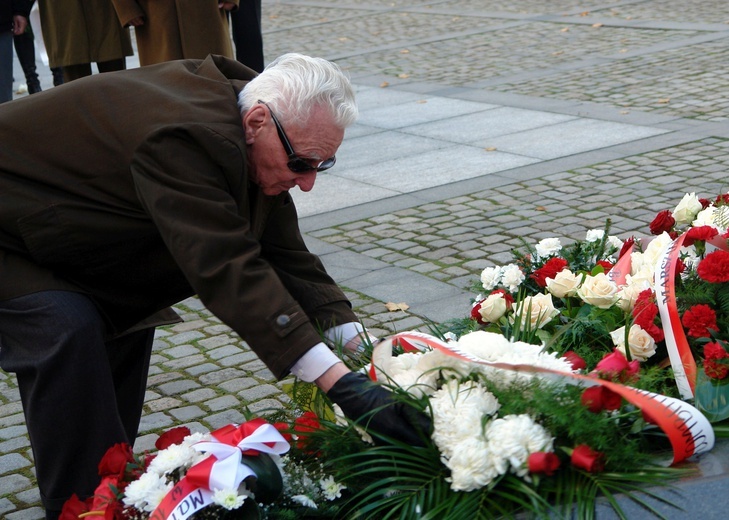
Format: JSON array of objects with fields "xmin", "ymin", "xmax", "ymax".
[
  {"xmin": 37, "ymin": 0, "xmax": 132, "ymax": 68},
  {"xmin": 112, "ymin": 0, "xmax": 237, "ymax": 66}
]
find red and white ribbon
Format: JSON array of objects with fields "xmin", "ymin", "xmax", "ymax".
[
  {"xmin": 373, "ymin": 331, "xmax": 714, "ymax": 464},
  {"xmin": 149, "ymin": 419, "xmax": 290, "ymax": 520}
]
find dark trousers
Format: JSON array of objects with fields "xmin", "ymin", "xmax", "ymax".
[
  {"xmin": 0, "ymin": 291, "xmax": 154, "ymax": 519},
  {"xmin": 63, "ymin": 58, "xmax": 126, "ymax": 83},
  {"xmin": 230, "ymin": 0, "xmax": 264, "ymax": 73},
  {"xmin": 13, "ymin": 28, "xmax": 41, "ymax": 93}
]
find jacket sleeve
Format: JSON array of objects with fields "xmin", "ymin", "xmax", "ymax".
[{"xmin": 131, "ymin": 124, "xmax": 354, "ymax": 378}]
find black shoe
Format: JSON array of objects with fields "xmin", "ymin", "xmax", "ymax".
[{"xmin": 28, "ymin": 79, "xmax": 42, "ymax": 94}]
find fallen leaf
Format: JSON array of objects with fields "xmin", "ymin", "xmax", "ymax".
[
  {"xmin": 560, "ymin": 27, "xmax": 569, "ymax": 32},
  {"xmin": 398, "ymin": 73, "xmax": 410, "ymax": 79},
  {"xmin": 620, "ymin": 110, "xmax": 630, "ymax": 115},
  {"xmin": 579, "ymin": 11, "xmax": 590, "ymax": 17},
  {"xmin": 485, "ymin": 147, "xmax": 497, "ymax": 152},
  {"xmin": 552, "ymin": 51, "xmax": 564, "ymax": 56},
  {"xmin": 380, "ymin": 81, "xmax": 390, "ymax": 88},
  {"xmin": 338, "ymin": 37, "xmax": 349, "ymax": 42},
  {"xmin": 592, "ymin": 23, "xmax": 603, "ymax": 28},
  {"xmin": 536, "ymin": 206, "xmax": 547, "ymax": 211},
  {"xmin": 400, "ymin": 49, "xmax": 410, "ymax": 54},
  {"xmin": 416, "ymin": 99, "xmax": 427, "ymax": 104},
  {"xmin": 385, "ymin": 302, "xmax": 410, "ymax": 312},
  {"xmin": 657, "ymin": 98, "xmax": 670, "ymax": 104},
  {"xmin": 619, "ymin": 48, "xmax": 627, "ymax": 53}
]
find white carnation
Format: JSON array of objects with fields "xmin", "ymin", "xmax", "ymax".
[
  {"xmin": 500, "ymin": 264, "xmax": 525, "ymax": 292},
  {"xmin": 480, "ymin": 266, "xmax": 502, "ymax": 291},
  {"xmin": 485, "ymin": 415, "xmax": 553, "ymax": 478},
  {"xmin": 123, "ymin": 472, "xmax": 173, "ymax": 512},
  {"xmin": 147, "ymin": 443, "xmax": 200, "ymax": 476},
  {"xmin": 445, "ymin": 437, "xmax": 499, "ymax": 491},
  {"xmin": 212, "ymin": 489, "xmax": 246, "ymax": 510},
  {"xmin": 535, "ymin": 238, "xmax": 561, "ymax": 259},
  {"xmin": 585, "ymin": 229, "xmax": 604, "ymax": 242},
  {"xmin": 320, "ymin": 475, "xmax": 346, "ymax": 501}
]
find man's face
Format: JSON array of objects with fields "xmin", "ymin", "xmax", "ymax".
[{"xmin": 244, "ymin": 103, "xmax": 344, "ymax": 196}]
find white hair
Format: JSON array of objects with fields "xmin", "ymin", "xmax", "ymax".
[{"xmin": 238, "ymin": 53, "xmax": 358, "ymax": 128}]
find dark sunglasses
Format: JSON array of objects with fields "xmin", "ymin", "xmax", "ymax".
[{"xmin": 257, "ymin": 100, "xmax": 336, "ymax": 173}]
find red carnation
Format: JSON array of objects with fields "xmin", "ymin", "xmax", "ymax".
[
  {"xmin": 563, "ymin": 350, "xmax": 587, "ymax": 371},
  {"xmin": 595, "ymin": 260, "xmax": 614, "ymax": 273},
  {"xmin": 697, "ymin": 250, "xmax": 729, "ymax": 283},
  {"xmin": 703, "ymin": 342, "xmax": 729, "ymax": 380},
  {"xmin": 571, "ymin": 444, "xmax": 605, "ymax": 473},
  {"xmin": 581, "ymin": 386, "xmax": 622, "ymax": 413},
  {"xmin": 618, "ymin": 237, "xmax": 635, "ymax": 259},
  {"xmin": 700, "ymin": 197, "xmax": 713, "ymax": 208},
  {"xmin": 97, "ymin": 443, "xmax": 134, "ymax": 479},
  {"xmin": 681, "ymin": 304, "xmax": 718, "ymax": 338},
  {"xmin": 528, "ymin": 451, "xmax": 561, "ymax": 476},
  {"xmin": 649, "ymin": 210, "xmax": 675, "ymax": 235},
  {"xmin": 684, "ymin": 225, "xmax": 719, "ymax": 246},
  {"xmin": 530, "ymin": 257, "xmax": 568, "ymax": 287},
  {"xmin": 155, "ymin": 426, "xmax": 191, "ymax": 450},
  {"xmin": 632, "ymin": 291, "xmax": 664, "ymax": 342},
  {"xmin": 715, "ymin": 193, "xmax": 729, "ymax": 206}
]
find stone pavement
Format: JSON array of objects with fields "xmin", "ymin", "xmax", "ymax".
[{"xmin": 4, "ymin": 0, "xmax": 729, "ymax": 518}]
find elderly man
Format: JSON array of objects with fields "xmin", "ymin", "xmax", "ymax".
[{"xmin": 0, "ymin": 53, "xmax": 428, "ymax": 519}]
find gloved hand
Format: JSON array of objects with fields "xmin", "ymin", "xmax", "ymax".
[{"xmin": 326, "ymin": 371, "xmax": 432, "ymax": 446}]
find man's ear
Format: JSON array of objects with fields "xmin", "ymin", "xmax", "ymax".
[{"xmin": 243, "ymin": 104, "xmax": 267, "ymax": 144}]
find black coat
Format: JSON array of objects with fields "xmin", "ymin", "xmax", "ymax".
[{"xmin": 0, "ymin": 0, "xmax": 31, "ymax": 33}]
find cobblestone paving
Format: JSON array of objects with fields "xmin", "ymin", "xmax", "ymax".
[
  {"xmin": 3, "ymin": 0, "xmax": 729, "ymax": 518},
  {"xmin": 310, "ymin": 137, "xmax": 729, "ymax": 291},
  {"xmin": 493, "ymin": 39, "xmax": 729, "ymax": 121}
]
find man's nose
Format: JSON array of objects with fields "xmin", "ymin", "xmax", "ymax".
[{"xmin": 295, "ymin": 172, "xmax": 317, "ymax": 192}]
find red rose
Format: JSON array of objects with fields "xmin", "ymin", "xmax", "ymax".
[
  {"xmin": 581, "ymin": 386, "xmax": 622, "ymax": 413},
  {"xmin": 60, "ymin": 494, "xmax": 91, "ymax": 520},
  {"xmin": 649, "ymin": 210, "xmax": 675, "ymax": 235},
  {"xmin": 697, "ymin": 250, "xmax": 729, "ymax": 283},
  {"xmin": 155, "ymin": 426, "xmax": 191, "ymax": 450},
  {"xmin": 530, "ymin": 257, "xmax": 568, "ymax": 287},
  {"xmin": 618, "ymin": 237, "xmax": 635, "ymax": 259},
  {"xmin": 700, "ymin": 197, "xmax": 712, "ymax": 208},
  {"xmin": 492, "ymin": 288, "xmax": 515, "ymax": 307},
  {"xmin": 571, "ymin": 444, "xmax": 605, "ymax": 473},
  {"xmin": 684, "ymin": 225, "xmax": 719, "ymax": 246},
  {"xmin": 703, "ymin": 342, "xmax": 729, "ymax": 380},
  {"xmin": 594, "ymin": 350, "xmax": 639, "ymax": 382},
  {"xmin": 527, "ymin": 451, "xmax": 561, "ymax": 476},
  {"xmin": 563, "ymin": 351, "xmax": 587, "ymax": 371},
  {"xmin": 97, "ymin": 443, "xmax": 134, "ymax": 478},
  {"xmin": 294, "ymin": 411, "xmax": 321, "ymax": 451},
  {"xmin": 470, "ymin": 299, "xmax": 487, "ymax": 325},
  {"xmin": 681, "ymin": 304, "xmax": 718, "ymax": 338}
]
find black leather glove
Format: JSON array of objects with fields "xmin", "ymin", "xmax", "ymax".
[{"xmin": 326, "ymin": 372, "xmax": 432, "ymax": 446}]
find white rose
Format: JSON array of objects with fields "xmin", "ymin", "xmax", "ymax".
[
  {"xmin": 545, "ymin": 269, "xmax": 581, "ymax": 298},
  {"xmin": 478, "ymin": 292, "xmax": 509, "ymax": 323},
  {"xmin": 610, "ymin": 324, "xmax": 656, "ymax": 361},
  {"xmin": 514, "ymin": 293, "xmax": 559, "ymax": 329},
  {"xmin": 585, "ymin": 229, "xmax": 605, "ymax": 242},
  {"xmin": 480, "ymin": 266, "xmax": 502, "ymax": 291},
  {"xmin": 535, "ymin": 238, "xmax": 562, "ymax": 259},
  {"xmin": 641, "ymin": 232, "xmax": 673, "ymax": 272},
  {"xmin": 672, "ymin": 192, "xmax": 703, "ymax": 226},
  {"xmin": 615, "ymin": 279, "xmax": 651, "ymax": 312},
  {"xmin": 576, "ymin": 272, "xmax": 618, "ymax": 309},
  {"xmin": 500, "ymin": 264, "xmax": 525, "ymax": 292}
]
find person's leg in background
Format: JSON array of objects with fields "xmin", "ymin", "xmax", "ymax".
[
  {"xmin": 230, "ymin": 0, "xmax": 264, "ymax": 73},
  {"xmin": 13, "ymin": 25, "xmax": 42, "ymax": 94},
  {"xmin": 0, "ymin": 291, "xmax": 154, "ymax": 519},
  {"xmin": 0, "ymin": 30, "xmax": 15, "ymax": 103}
]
